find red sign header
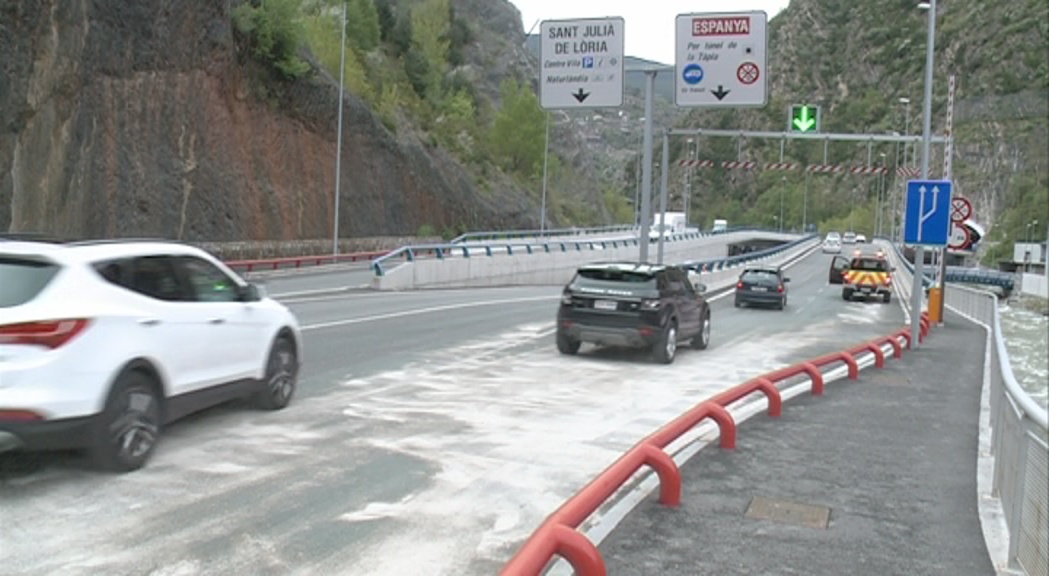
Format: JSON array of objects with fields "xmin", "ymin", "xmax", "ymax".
[{"xmin": 692, "ymin": 17, "xmax": 751, "ymax": 36}]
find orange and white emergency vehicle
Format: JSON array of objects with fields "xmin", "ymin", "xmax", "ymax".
[{"xmin": 829, "ymin": 250, "xmax": 894, "ymax": 303}]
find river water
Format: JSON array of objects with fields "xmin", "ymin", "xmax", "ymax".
[{"xmin": 999, "ymin": 298, "xmax": 1048, "ymax": 409}]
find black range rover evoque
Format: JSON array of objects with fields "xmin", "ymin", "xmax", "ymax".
[{"xmin": 556, "ymin": 262, "xmax": 712, "ymax": 364}]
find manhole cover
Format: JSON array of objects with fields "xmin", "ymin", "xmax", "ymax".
[{"xmin": 745, "ymin": 496, "xmax": 831, "ymax": 529}]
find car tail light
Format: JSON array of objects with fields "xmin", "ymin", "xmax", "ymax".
[
  {"xmin": 0, "ymin": 319, "xmax": 91, "ymax": 349},
  {"xmin": 736, "ymin": 281, "xmax": 744, "ymax": 289},
  {"xmin": 0, "ymin": 410, "xmax": 45, "ymax": 421},
  {"xmin": 560, "ymin": 292, "xmax": 573, "ymax": 305},
  {"xmin": 777, "ymin": 284, "xmax": 784, "ymax": 292}
]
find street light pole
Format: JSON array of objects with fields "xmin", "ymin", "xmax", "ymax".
[
  {"xmin": 910, "ymin": 0, "xmax": 937, "ymax": 348},
  {"xmin": 540, "ymin": 112, "xmax": 550, "ymax": 233},
  {"xmin": 684, "ymin": 138, "xmax": 694, "ymax": 226},
  {"xmin": 878, "ymin": 152, "xmax": 887, "ymax": 237},
  {"xmin": 779, "ymin": 176, "xmax": 785, "ymax": 232},
  {"xmin": 332, "ymin": 1, "xmax": 347, "ymax": 256}
]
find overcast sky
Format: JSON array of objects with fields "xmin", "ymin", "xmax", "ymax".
[{"xmin": 509, "ymin": 0, "xmax": 791, "ymax": 65}]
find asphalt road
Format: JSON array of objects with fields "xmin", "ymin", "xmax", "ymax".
[{"xmin": 0, "ymin": 250, "xmax": 907, "ymax": 576}]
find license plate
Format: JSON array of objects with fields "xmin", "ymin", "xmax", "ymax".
[
  {"xmin": 752, "ymin": 286, "xmax": 768, "ymax": 292},
  {"xmin": 861, "ymin": 287, "xmax": 872, "ymax": 293},
  {"xmin": 594, "ymin": 299, "xmax": 618, "ymax": 311}
]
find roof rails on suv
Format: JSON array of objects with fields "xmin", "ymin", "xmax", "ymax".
[
  {"xmin": 0, "ymin": 233, "xmax": 72, "ymax": 244},
  {"xmin": 64, "ymin": 238, "xmax": 178, "ymax": 247}
]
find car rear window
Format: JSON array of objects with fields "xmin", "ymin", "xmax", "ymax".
[
  {"xmin": 851, "ymin": 258, "xmax": 889, "ymax": 272},
  {"xmin": 742, "ymin": 270, "xmax": 778, "ymax": 282},
  {"xmin": 0, "ymin": 257, "xmax": 61, "ymax": 308},
  {"xmin": 573, "ymin": 269, "xmax": 657, "ymax": 294}
]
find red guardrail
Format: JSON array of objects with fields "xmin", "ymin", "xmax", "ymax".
[
  {"xmin": 224, "ymin": 250, "xmax": 388, "ymax": 272},
  {"xmin": 500, "ymin": 316, "xmax": 933, "ymax": 576}
]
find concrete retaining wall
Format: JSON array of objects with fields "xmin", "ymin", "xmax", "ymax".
[
  {"xmin": 373, "ymin": 231, "xmax": 806, "ymax": 290},
  {"xmin": 197, "ymin": 236, "xmax": 441, "ymax": 261}
]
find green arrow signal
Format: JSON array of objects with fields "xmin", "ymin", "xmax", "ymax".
[{"xmin": 792, "ymin": 105, "xmax": 817, "ymax": 132}]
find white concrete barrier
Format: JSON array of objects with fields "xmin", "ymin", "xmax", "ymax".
[
  {"xmin": 373, "ymin": 231, "xmax": 808, "ymax": 290},
  {"xmin": 1020, "ymin": 272, "xmax": 1048, "ymax": 298}
]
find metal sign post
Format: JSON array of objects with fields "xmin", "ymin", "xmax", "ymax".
[{"xmin": 911, "ymin": 0, "xmax": 939, "ymax": 348}]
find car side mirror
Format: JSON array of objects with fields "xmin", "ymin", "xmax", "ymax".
[
  {"xmin": 784, "ymin": 277, "xmax": 791, "ymax": 282},
  {"xmin": 695, "ymin": 282, "xmax": 707, "ymax": 294},
  {"xmin": 240, "ymin": 283, "xmax": 264, "ymax": 302}
]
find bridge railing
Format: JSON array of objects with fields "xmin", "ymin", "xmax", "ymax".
[
  {"xmin": 370, "ymin": 230, "xmax": 803, "ymax": 278},
  {"xmin": 944, "ymin": 284, "xmax": 1048, "ymax": 576},
  {"xmin": 449, "ymin": 225, "xmax": 640, "ymax": 244},
  {"xmin": 499, "ymin": 325, "xmax": 921, "ymax": 576},
  {"xmin": 887, "ymin": 237, "xmax": 1047, "ymax": 575}
]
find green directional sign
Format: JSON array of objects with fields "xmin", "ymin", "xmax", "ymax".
[{"xmin": 790, "ymin": 104, "xmax": 820, "ymax": 133}]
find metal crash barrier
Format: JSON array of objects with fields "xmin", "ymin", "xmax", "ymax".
[{"xmin": 499, "ymin": 325, "xmax": 922, "ymax": 575}]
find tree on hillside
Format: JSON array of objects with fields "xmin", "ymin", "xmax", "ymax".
[
  {"xmin": 345, "ymin": 0, "xmax": 381, "ymax": 53},
  {"xmin": 489, "ymin": 78, "xmax": 545, "ymax": 178},
  {"xmin": 409, "ymin": 0, "xmax": 451, "ymax": 100},
  {"xmin": 232, "ymin": 0, "xmax": 310, "ymax": 79}
]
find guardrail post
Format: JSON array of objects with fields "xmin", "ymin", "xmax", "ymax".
[
  {"xmin": 406, "ymin": 248, "xmax": 415, "ymax": 262},
  {"xmin": 884, "ymin": 335, "xmax": 903, "ymax": 358},
  {"xmin": 639, "ymin": 444, "xmax": 682, "ymax": 506},
  {"xmin": 897, "ymin": 329, "xmax": 912, "ymax": 349},
  {"xmin": 435, "ymin": 247, "xmax": 444, "ymax": 260},
  {"xmin": 462, "ymin": 246, "xmax": 470, "ymax": 258},
  {"xmin": 706, "ymin": 403, "xmax": 737, "ymax": 449},
  {"xmin": 841, "ymin": 352, "xmax": 859, "ymax": 379},
  {"xmin": 754, "ymin": 378, "xmax": 782, "ymax": 417},
  {"xmin": 865, "ymin": 343, "xmax": 886, "ymax": 368},
  {"xmin": 551, "ymin": 524, "xmax": 607, "ymax": 576},
  {"xmin": 485, "ymin": 246, "xmax": 493, "ymax": 257},
  {"xmin": 802, "ymin": 362, "xmax": 824, "ymax": 395}
]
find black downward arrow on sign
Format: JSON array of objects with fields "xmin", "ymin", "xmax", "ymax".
[
  {"xmin": 572, "ymin": 88, "xmax": 590, "ymax": 103},
  {"xmin": 711, "ymin": 85, "xmax": 730, "ymax": 101}
]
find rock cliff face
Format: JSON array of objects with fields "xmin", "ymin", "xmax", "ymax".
[{"xmin": 0, "ymin": 0, "xmax": 539, "ymax": 241}]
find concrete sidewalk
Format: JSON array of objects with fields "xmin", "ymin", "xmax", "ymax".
[{"xmin": 599, "ymin": 312, "xmax": 996, "ymax": 575}]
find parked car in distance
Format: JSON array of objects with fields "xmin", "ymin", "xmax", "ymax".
[
  {"xmin": 0, "ymin": 237, "xmax": 303, "ymax": 472},
  {"xmin": 556, "ymin": 262, "xmax": 711, "ymax": 364},
  {"xmin": 842, "ymin": 231, "xmax": 858, "ymax": 244},
  {"xmin": 734, "ymin": 265, "xmax": 790, "ymax": 310}
]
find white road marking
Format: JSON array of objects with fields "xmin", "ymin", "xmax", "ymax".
[{"xmin": 300, "ymin": 296, "xmax": 560, "ymax": 331}]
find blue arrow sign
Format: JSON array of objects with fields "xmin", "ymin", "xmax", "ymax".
[{"xmin": 904, "ymin": 179, "xmax": 953, "ymax": 246}]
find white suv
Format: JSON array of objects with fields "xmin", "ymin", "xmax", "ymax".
[{"xmin": 0, "ymin": 238, "xmax": 302, "ymax": 472}]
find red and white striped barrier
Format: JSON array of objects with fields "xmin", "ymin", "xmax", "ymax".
[
  {"xmin": 849, "ymin": 165, "xmax": 889, "ymax": 175},
  {"xmin": 897, "ymin": 167, "xmax": 921, "ymax": 177},
  {"xmin": 764, "ymin": 163, "xmax": 800, "ymax": 171},
  {"xmin": 722, "ymin": 161, "xmax": 758, "ymax": 170},
  {"xmin": 677, "ymin": 159, "xmax": 716, "ymax": 168},
  {"xmin": 806, "ymin": 164, "xmax": 844, "ymax": 173}
]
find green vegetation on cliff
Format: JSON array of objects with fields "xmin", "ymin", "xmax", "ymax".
[{"xmin": 231, "ymin": 0, "xmax": 601, "ymax": 231}]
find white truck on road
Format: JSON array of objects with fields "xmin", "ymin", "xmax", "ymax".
[{"xmin": 650, "ymin": 212, "xmax": 687, "ymax": 239}]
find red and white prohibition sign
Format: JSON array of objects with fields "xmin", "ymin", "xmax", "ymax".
[
  {"xmin": 737, "ymin": 62, "xmax": 760, "ymax": 85},
  {"xmin": 950, "ymin": 196, "xmax": 972, "ymax": 223}
]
